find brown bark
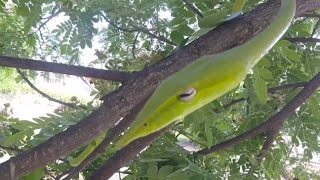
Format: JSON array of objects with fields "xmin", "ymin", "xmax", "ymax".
[{"xmin": 0, "ymin": 56, "xmax": 130, "ymax": 82}]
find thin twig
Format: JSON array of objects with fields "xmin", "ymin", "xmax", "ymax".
[
  {"xmin": 38, "ymin": 5, "xmax": 60, "ymax": 30},
  {"xmin": 17, "ymin": 69, "xmax": 84, "ymax": 109},
  {"xmin": 222, "ymin": 98, "xmax": 246, "ymax": 110},
  {"xmin": 0, "ymin": 145, "xmax": 23, "ymax": 153},
  {"xmin": 215, "ymin": 82, "xmax": 307, "ymax": 112},
  {"xmin": 117, "ymin": 171, "xmax": 133, "ymax": 175},
  {"xmin": 311, "ymin": 19, "xmax": 320, "ymax": 37},
  {"xmin": 24, "ymin": 5, "xmax": 61, "ymax": 39},
  {"xmin": 181, "ymin": 0, "xmax": 204, "ymax": 18},
  {"xmin": 132, "ymin": 32, "xmax": 140, "ymax": 59},
  {"xmin": 79, "ymin": 77, "xmax": 95, "ymax": 91},
  {"xmin": 196, "ymin": 72, "xmax": 320, "ymax": 155},
  {"xmin": 268, "ymin": 82, "xmax": 307, "ymax": 92},
  {"xmin": 286, "ymin": 37, "xmax": 320, "ymax": 43},
  {"xmin": 132, "ymin": 23, "xmax": 177, "ymax": 46},
  {"xmin": 101, "ymin": 14, "xmax": 177, "ymax": 46},
  {"xmin": 294, "ymin": 17, "xmax": 309, "ymax": 26}
]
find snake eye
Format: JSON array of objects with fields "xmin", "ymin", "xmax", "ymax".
[{"xmin": 178, "ymin": 88, "xmax": 197, "ymax": 102}]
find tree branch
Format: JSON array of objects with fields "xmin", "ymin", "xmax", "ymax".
[
  {"xmin": 216, "ymin": 82, "xmax": 307, "ymax": 112},
  {"xmin": 16, "ymin": 69, "xmax": 84, "ymax": 109},
  {"xmin": 268, "ymin": 82, "xmax": 307, "ymax": 92},
  {"xmin": 89, "ymin": 125, "xmax": 172, "ymax": 180},
  {"xmin": 0, "ymin": 56, "xmax": 131, "ymax": 83},
  {"xmin": 25, "ymin": 5, "xmax": 61, "ymax": 39},
  {"xmin": 132, "ymin": 32, "xmax": 140, "ymax": 59},
  {"xmin": 181, "ymin": 0, "xmax": 204, "ymax": 18},
  {"xmin": 101, "ymin": 14, "xmax": 177, "ymax": 46},
  {"xmin": 62, "ymin": 97, "xmax": 150, "ymax": 180},
  {"xmin": 196, "ymin": 72, "xmax": 320, "ymax": 155},
  {"xmin": 1, "ymin": 0, "xmax": 319, "ymax": 179},
  {"xmin": 0, "ymin": 145, "xmax": 23, "ymax": 154},
  {"xmin": 256, "ymin": 125, "xmax": 282, "ymax": 162},
  {"xmin": 311, "ymin": 18, "xmax": 320, "ymax": 36}
]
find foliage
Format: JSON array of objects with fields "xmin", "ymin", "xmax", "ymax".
[
  {"xmin": 0, "ymin": 68, "xmax": 30, "ymax": 93},
  {"xmin": 0, "ymin": 0, "xmax": 320, "ymax": 179}
]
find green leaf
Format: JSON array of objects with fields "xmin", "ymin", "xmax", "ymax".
[
  {"xmin": 0, "ymin": 0, "xmax": 5, "ymax": 9},
  {"xmin": 211, "ymin": 100, "xmax": 224, "ymax": 112},
  {"xmin": 178, "ymin": 6, "xmax": 195, "ymax": 18},
  {"xmin": 197, "ymin": 9, "xmax": 227, "ymax": 28},
  {"xmin": 304, "ymin": 148, "xmax": 313, "ymax": 159},
  {"xmin": 158, "ymin": 165, "xmax": 174, "ymax": 177},
  {"xmin": 189, "ymin": 28, "xmax": 211, "ymax": 41},
  {"xmin": 282, "ymin": 48, "xmax": 301, "ymax": 62},
  {"xmin": 176, "ymin": 23, "xmax": 195, "ymax": 36},
  {"xmin": 1, "ymin": 129, "xmax": 33, "ymax": 147},
  {"xmin": 86, "ymin": 39, "xmax": 92, "ymax": 48},
  {"xmin": 169, "ymin": 171, "xmax": 191, "ymax": 180},
  {"xmin": 205, "ymin": 120, "xmax": 213, "ymax": 148},
  {"xmin": 11, "ymin": 121, "xmax": 36, "ymax": 130},
  {"xmin": 80, "ymin": 40, "xmax": 86, "ymax": 49},
  {"xmin": 257, "ymin": 57, "xmax": 271, "ymax": 67},
  {"xmin": 169, "ymin": 17, "xmax": 185, "ymax": 26},
  {"xmin": 232, "ymin": 0, "xmax": 246, "ymax": 13},
  {"xmin": 170, "ymin": 30, "xmax": 185, "ymax": 44},
  {"xmin": 274, "ymin": 39, "xmax": 292, "ymax": 49},
  {"xmin": 259, "ymin": 68, "xmax": 273, "ymax": 80},
  {"xmin": 254, "ymin": 77, "xmax": 268, "ymax": 103},
  {"xmin": 147, "ymin": 164, "xmax": 158, "ymax": 176},
  {"xmin": 292, "ymin": 135, "xmax": 299, "ymax": 146},
  {"xmin": 122, "ymin": 175, "xmax": 135, "ymax": 180},
  {"xmin": 139, "ymin": 158, "xmax": 169, "ymax": 163}
]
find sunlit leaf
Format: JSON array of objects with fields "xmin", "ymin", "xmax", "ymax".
[{"xmin": 254, "ymin": 77, "xmax": 268, "ymax": 103}]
